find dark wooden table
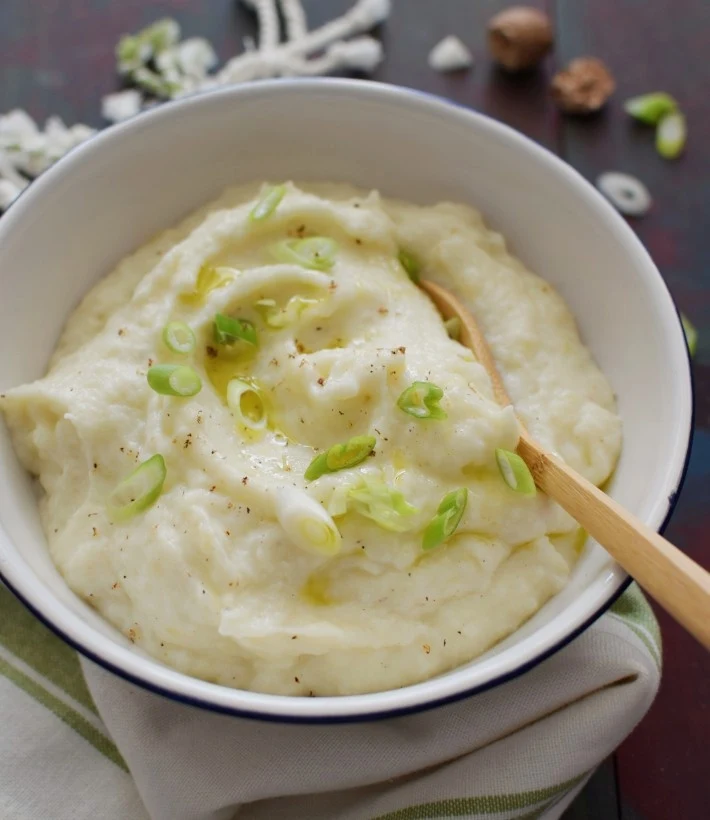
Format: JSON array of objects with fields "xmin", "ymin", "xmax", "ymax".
[{"xmin": 0, "ymin": 1, "xmax": 707, "ymax": 817}]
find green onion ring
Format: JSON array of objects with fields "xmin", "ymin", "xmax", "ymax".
[
  {"xmin": 213, "ymin": 313, "xmax": 258, "ymax": 346},
  {"xmin": 305, "ymin": 434, "xmax": 376, "ymax": 481},
  {"xmin": 162, "ymin": 321, "xmax": 196, "ymax": 355},
  {"xmin": 422, "ymin": 487, "xmax": 468, "ymax": 551},
  {"xmin": 107, "ymin": 454, "xmax": 167, "ymax": 521},
  {"xmin": 495, "ymin": 448, "xmax": 536, "ymax": 496},
  {"xmin": 250, "ymin": 184, "xmax": 286, "ymax": 222},
  {"xmin": 147, "ymin": 364, "xmax": 202, "ymax": 397},
  {"xmin": 397, "ymin": 381, "xmax": 447, "ymax": 420},
  {"xmin": 270, "ymin": 237, "xmax": 338, "ymax": 272}
]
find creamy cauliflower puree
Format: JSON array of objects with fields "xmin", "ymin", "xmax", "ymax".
[{"xmin": 0, "ymin": 182, "xmax": 621, "ymax": 696}]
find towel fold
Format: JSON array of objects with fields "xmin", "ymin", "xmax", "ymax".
[{"xmin": 0, "ymin": 582, "xmax": 660, "ymax": 820}]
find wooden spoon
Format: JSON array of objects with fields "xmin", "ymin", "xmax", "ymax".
[{"xmin": 420, "ymin": 279, "xmax": 710, "ymax": 650}]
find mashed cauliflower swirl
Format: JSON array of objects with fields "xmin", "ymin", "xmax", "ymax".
[{"xmin": 0, "ymin": 182, "xmax": 621, "ymax": 696}]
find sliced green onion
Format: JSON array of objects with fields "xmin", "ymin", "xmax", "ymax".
[
  {"xmin": 495, "ymin": 448, "xmax": 536, "ymax": 496},
  {"xmin": 397, "ymin": 381, "xmax": 447, "ymax": 420},
  {"xmin": 181, "ymin": 265, "xmax": 234, "ymax": 305},
  {"xmin": 656, "ymin": 111, "xmax": 686, "ymax": 159},
  {"xmin": 257, "ymin": 295, "xmax": 321, "ymax": 329},
  {"xmin": 275, "ymin": 487, "xmax": 342, "ymax": 557},
  {"xmin": 445, "ymin": 317, "xmax": 461, "ymax": 340},
  {"xmin": 213, "ymin": 313, "xmax": 258, "ymax": 346},
  {"xmin": 305, "ymin": 452, "xmax": 330, "ymax": 482},
  {"xmin": 348, "ymin": 478, "xmax": 419, "ymax": 532},
  {"xmin": 422, "ymin": 487, "xmax": 468, "ymax": 551},
  {"xmin": 326, "ymin": 435, "xmax": 376, "ymax": 470},
  {"xmin": 147, "ymin": 364, "xmax": 201, "ymax": 397},
  {"xmin": 681, "ymin": 313, "xmax": 697, "ymax": 357},
  {"xmin": 107, "ymin": 454, "xmax": 166, "ymax": 521},
  {"xmin": 227, "ymin": 379, "xmax": 267, "ymax": 430},
  {"xmin": 162, "ymin": 321, "xmax": 196, "ymax": 355},
  {"xmin": 250, "ymin": 184, "xmax": 286, "ymax": 222},
  {"xmin": 398, "ymin": 249, "xmax": 420, "ymax": 282},
  {"xmin": 624, "ymin": 92, "xmax": 677, "ymax": 125},
  {"xmin": 270, "ymin": 237, "xmax": 338, "ymax": 271},
  {"xmin": 304, "ymin": 434, "xmax": 376, "ymax": 481}
]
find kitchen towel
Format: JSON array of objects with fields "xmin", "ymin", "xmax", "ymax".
[{"xmin": 0, "ymin": 582, "xmax": 660, "ymax": 820}]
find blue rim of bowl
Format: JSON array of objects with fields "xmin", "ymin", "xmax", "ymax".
[{"xmin": 0, "ymin": 78, "xmax": 695, "ymax": 723}]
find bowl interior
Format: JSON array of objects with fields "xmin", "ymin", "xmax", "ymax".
[{"xmin": 0, "ymin": 80, "xmax": 691, "ymax": 720}]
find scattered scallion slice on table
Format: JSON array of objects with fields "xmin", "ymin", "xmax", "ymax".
[
  {"xmin": 213, "ymin": 313, "xmax": 258, "ymax": 346},
  {"xmin": 495, "ymin": 448, "xmax": 536, "ymax": 496},
  {"xmin": 422, "ymin": 487, "xmax": 468, "ymax": 551},
  {"xmin": 271, "ymin": 237, "xmax": 338, "ymax": 271},
  {"xmin": 398, "ymin": 249, "xmax": 420, "ymax": 282},
  {"xmin": 275, "ymin": 487, "xmax": 342, "ymax": 557},
  {"xmin": 397, "ymin": 381, "xmax": 447, "ymax": 420},
  {"xmin": 226, "ymin": 378, "xmax": 267, "ymax": 430},
  {"xmin": 147, "ymin": 364, "xmax": 202, "ymax": 397},
  {"xmin": 107, "ymin": 454, "xmax": 167, "ymax": 521},
  {"xmin": 596, "ymin": 171, "xmax": 652, "ymax": 217},
  {"xmin": 681, "ymin": 313, "xmax": 697, "ymax": 357},
  {"xmin": 656, "ymin": 111, "xmax": 687, "ymax": 159},
  {"xmin": 348, "ymin": 478, "xmax": 419, "ymax": 532},
  {"xmin": 444, "ymin": 317, "xmax": 461, "ymax": 340},
  {"xmin": 624, "ymin": 92, "xmax": 677, "ymax": 125},
  {"xmin": 305, "ymin": 434, "xmax": 376, "ymax": 481},
  {"xmin": 162, "ymin": 320, "xmax": 196, "ymax": 354},
  {"xmin": 250, "ymin": 184, "xmax": 286, "ymax": 222}
]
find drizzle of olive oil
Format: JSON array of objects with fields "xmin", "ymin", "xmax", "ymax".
[
  {"xmin": 204, "ymin": 349, "xmax": 255, "ymax": 400},
  {"xmin": 301, "ymin": 573, "xmax": 333, "ymax": 606}
]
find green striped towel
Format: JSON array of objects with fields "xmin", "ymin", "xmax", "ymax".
[{"xmin": 0, "ymin": 582, "xmax": 660, "ymax": 820}]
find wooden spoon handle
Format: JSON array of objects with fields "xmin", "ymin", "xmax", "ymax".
[
  {"xmin": 420, "ymin": 279, "xmax": 710, "ymax": 648},
  {"xmin": 518, "ymin": 432, "xmax": 710, "ymax": 650}
]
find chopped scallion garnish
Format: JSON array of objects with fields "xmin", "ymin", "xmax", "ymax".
[
  {"xmin": 656, "ymin": 111, "xmax": 686, "ymax": 159},
  {"xmin": 398, "ymin": 248, "xmax": 420, "ymax": 282},
  {"xmin": 348, "ymin": 478, "xmax": 419, "ymax": 532},
  {"xmin": 624, "ymin": 92, "xmax": 677, "ymax": 125},
  {"xmin": 147, "ymin": 364, "xmax": 201, "ymax": 397},
  {"xmin": 495, "ymin": 448, "xmax": 536, "ymax": 496},
  {"xmin": 275, "ymin": 487, "xmax": 342, "ymax": 556},
  {"xmin": 681, "ymin": 313, "xmax": 697, "ymax": 357},
  {"xmin": 181, "ymin": 265, "xmax": 233, "ymax": 304},
  {"xmin": 213, "ymin": 313, "xmax": 258, "ymax": 346},
  {"xmin": 397, "ymin": 381, "xmax": 447, "ymax": 420},
  {"xmin": 422, "ymin": 487, "xmax": 468, "ymax": 551},
  {"xmin": 271, "ymin": 237, "xmax": 338, "ymax": 271},
  {"xmin": 256, "ymin": 295, "xmax": 321, "ymax": 328},
  {"xmin": 250, "ymin": 184, "xmax": 286, "ymax": 222},
  {"xmin": 226, "ymin": 379, "xmax": 267, "ymax": 430},
  {"xmin": 162, "ymin": 321, "xmax": 196, "ymax": 355},
  {"xmin": 305, "ymin": 434, "xmax": 376, "ymax": 481},
  {"xmin": 107, "ymin": 454, "xmax": 167, "ymax": 521}
]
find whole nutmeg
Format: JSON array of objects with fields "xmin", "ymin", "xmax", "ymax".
[
  {"xmin": 487, "ymin": 6, "xmax": 554, "ymax": 71},
  {"xmin": 551, "ymin": 57, "xmax": 616, "ymax": 114}
]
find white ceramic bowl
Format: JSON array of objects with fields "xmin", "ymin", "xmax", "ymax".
[{"xmin": 0, "ymin": 80, "xmax": 692, "ymax": 722}]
